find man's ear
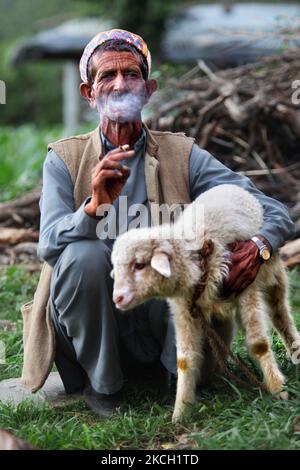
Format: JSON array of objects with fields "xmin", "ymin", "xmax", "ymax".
[
  {"xmin": 151, "ymin": 251, "xmax": 171, "ymax": 278},
  {"xmin": 145, "ymin": 79, "xmax": 157, "ymax": 101},
  {"xmin": 80, "ymin": 82, "xmax": 97, "ymax": 109},
  {"xmin": 200, "ymin": 239, "xmax": 214, "ymax": 257}
]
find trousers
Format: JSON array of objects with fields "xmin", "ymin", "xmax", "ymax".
[{"xmin": 49, "ymin": 239, "xmax": 177, "ymax": 394}]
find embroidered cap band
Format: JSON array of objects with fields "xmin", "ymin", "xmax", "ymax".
[{"xmin": 79, "ymin": 28, "xmax": 151, "ymax": 83}]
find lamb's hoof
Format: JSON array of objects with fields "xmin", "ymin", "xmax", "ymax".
[
  {"xmin": 265, "ymin": 372, "xmax": 286, "ymax": 398},
  {"xmin": 172, "ymin": 410, "xmax": 183, "ymax": 424},
  {"xmin": 275, "ymin": 390, "xmax": 289, "ymax": 400}
]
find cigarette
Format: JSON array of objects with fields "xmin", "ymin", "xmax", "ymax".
[{"xmin": 119, "ymin": 144, "xmax": 130, "ymax": 152}]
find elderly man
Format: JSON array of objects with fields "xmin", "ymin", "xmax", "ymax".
[{"xmin": 22, "ymin": 29, "xmax": 295, "ymax": 418}]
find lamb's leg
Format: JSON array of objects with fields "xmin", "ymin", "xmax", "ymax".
[
  {"xmin": 239, "ymin": 287, "xmax": 286, "ymax": 398},
  {"xmin": 172, "ymin": 308, "xmax": 204, "ymax": 423},
  {"xmin": 264, "ymin": 267, "xmax": 300, "ymax": 358}
]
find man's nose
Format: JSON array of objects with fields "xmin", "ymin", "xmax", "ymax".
[{"xmin": 113, "ymin": 72, "xmax": 127, "ymax": 93}]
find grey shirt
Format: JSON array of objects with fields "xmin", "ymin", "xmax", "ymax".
[{"xmin": 38, "ymin": 131, "xmax": 295, "ymax": 267}]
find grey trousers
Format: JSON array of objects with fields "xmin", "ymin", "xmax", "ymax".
[{"xmin": 50, "ymin": 239, "xmax": 177, "ymax": 395}]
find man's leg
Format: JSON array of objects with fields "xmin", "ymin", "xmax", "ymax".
[
  {"xmin": 50, "ymin": 239, "xmax": 124, "ymax": 395},
  {"xmin": 50, "ymin": 298, "xmax": 87, "ymax": 393},
  {"xmin": 50, "ymin": 239, "xmax": 177, "ymax": 403}
]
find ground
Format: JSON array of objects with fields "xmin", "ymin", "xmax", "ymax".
[{"xmin": 0, "ymin": 265, "xmax": 299, "ymax": 450}]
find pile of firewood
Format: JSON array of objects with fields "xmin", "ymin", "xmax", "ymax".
[
  {"xmin": 0, "ymin": 189, "xmax": 41, "ymax": 269},
  {"xmin": 145, "ymin": 48, "xmax": 300, "ymax": 266},
  {"xmin": 0, "ymin": 49, "xmax": 300, "ymax": 269}
]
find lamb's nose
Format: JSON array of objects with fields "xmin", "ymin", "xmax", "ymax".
[{"xmin": 114, "ymin": 295, "xmax": 124, "ymax": 305}]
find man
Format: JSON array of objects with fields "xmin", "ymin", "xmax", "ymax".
[{"xmin": 22, "ymin": 29, "xmax": 295, "ymax": 418}]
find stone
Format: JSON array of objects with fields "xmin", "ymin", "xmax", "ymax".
[{"xmin": 0, "ymin": 372, "xmax": 82, "ymax": 407}]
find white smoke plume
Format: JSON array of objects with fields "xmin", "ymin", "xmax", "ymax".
[{"xmin": 96, "ymin": 91, "xmax": 147, "ymax": 123}]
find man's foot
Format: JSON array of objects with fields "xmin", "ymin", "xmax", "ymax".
[{"xmin": 83, "ymin": 385, "xmax": 123, "ymax": 418}]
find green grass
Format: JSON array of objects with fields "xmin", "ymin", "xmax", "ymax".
[
  {"xmin": 0, "ymin": 124, "xmax": 96, "ymax": 202},
  {"xmin": 0, "ymin": 126, "xmax": 61, "ymax": 201},
  {"xmin": 0, "ymin": 265, "xmax": 299, "ymax": 450}
]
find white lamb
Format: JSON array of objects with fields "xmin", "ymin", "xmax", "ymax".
[{"xmin": 111, "ymin": 184, "xmax": 299, "ymax": 423}]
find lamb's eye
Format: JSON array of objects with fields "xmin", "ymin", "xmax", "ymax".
[{"xmin": 134, "ymin": 262, "xmax": 146, "ymax": 271}]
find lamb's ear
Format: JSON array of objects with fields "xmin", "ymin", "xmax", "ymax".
[
  {"xmin": 151, "ymin": 252, "xmax": 171, "ymax": 278},
  {"xmin": 200, "ymin": 239, "xmax": 214, "ymax": 257}
]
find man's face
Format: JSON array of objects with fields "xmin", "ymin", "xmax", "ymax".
[{"xmin": 89, "ymin": 50, "xmax": 151, "ymax": 123}]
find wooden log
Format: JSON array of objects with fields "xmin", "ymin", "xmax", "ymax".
[
  {"xmin": 0, "ymin": 228, "xmax": 39, "ymax": 245},
  {"xmin": 0, "ymin": 320, "xmax": 16, "ymax": 332}
]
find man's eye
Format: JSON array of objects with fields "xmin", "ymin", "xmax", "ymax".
[
  {"xmin": 134, "ymin": 262, "xmax": 146, "ymax": 271},
  {"xmin": 101, "ymin": 73, "xmax": 114, "ymax": 80},
  {"xmin": 126, "ymin": 72, "xmax": 139, "ymax": 78}
]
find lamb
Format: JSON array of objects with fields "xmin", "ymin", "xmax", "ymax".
[{"xmin": 111, "ymin": 184, "xmax": 300, "ymax": 423}]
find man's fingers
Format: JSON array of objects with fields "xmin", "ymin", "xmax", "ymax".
[
  {"xmin": 226, "ymin": 242, "xmax": 238, "ymax": 251},
  {"xmin": 120, "ymin": 166, "xmax": 130, "ymax": 178},
  {"xmin": 95, "ymin": 166, "xmax": 131, "ymax": 182},
  {"xmin": 98, "ymin": 169, "xmax": 123, "ymax": 180},
  {"xmin": 104, "ymin": 145, "xmax": 135, "ymax": 159},
  {"xmin": 92, "ymin": 150, "xmax": 134, "ymax": 177},
  {"xmin": 230, "ymin": 252, "xmax": 253, "ymax": 264},
  {"xmin": 235, "ymin": 281, "xmax": 252, "ymax": 295},
  {"xmin": 107, "ymin": 150, "xmax": 135, "ymax": 162},
  {"xmin": 93, "ymin": 157, "xmax": 132, "ymax": 178},
  {"xmin": 101, "ymin": 160, "xmax": 124, "ymax": 171}
]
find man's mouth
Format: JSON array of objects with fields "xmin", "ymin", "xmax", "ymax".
[{"xmin": 97, "ymin": 92, "xmax": 145, "ymax": 122}]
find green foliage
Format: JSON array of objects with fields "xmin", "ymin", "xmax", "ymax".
[
  {"xmin": 0, "ymin": 125, "xmax": 62, "ymax": 201},
  {"xmin": 0, "ymin": 0, "xmax": 90, "ymax": 42},
  {"xmin": 0, "ymin": 265, "xmax": 299, "ymax": 449},
  {"xmin": 0, "ymin": 266, "xmax": 39, "ymax": 321},
  {"xmin": 0, "ymin": 266, "xmax": 39, "ymax": 380},
  {"xmin": 0, "ymin": 0, "xmax": 299, "ymax": 127},
  {"xmin": 0, "ymin": 33, "xmax": 63, "ymax": 127},
  {"xmin": 0, "ymin": 0, "xmax": 80, "ymax": 126}
]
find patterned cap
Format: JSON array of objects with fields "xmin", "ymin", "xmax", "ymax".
[{"xmin": 79, "ymin": 28, "xmax": 151, "ymax": 83}]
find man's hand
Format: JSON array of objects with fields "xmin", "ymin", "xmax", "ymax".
[
  {"xmin": 220, "ymin": 236, "xmax": 272, "ymax": 298},
  {"xmin": 84, "ymin": 145, "xmax": 135, "ymax": 217}
]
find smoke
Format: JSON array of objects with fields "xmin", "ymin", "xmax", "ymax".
[{"xmin": 96, "ymin": 91, "xmax": 147, "ymax": 123}]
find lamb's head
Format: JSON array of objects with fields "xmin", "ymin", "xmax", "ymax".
[
  {"xmin": 111, "ymin": 226, "xmax": 216, "ymax": 310},
  {"xmin": 111, "ymin": 227, "xmax": 183, "ymax": 310}
]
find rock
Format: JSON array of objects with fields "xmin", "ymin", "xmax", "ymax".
[
  {"xmin": 0, "ymin": 372, "xmax": 82, "ymax": 407},
  {"xmin": 0, "ymin": 429, "xmax": 36, "ymax": 450}
]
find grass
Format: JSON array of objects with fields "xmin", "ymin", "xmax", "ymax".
[
  {"xmin": 0, "ymin": 126, "xmax": 60, "ymax": 201},
  {"xmin": 0, "ymin": 124, "xmax": 95, "ymax": 202},
  {"xmin": 0, "ymin": 265, "xmax": 300, "ymax": 450}
]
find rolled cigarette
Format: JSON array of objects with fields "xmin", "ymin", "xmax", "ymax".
[{"xmin": 119, "ymin": 144, "xmax": 130, "ymax": 152}]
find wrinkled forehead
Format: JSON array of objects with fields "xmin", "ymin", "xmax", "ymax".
[{"xmin": 92, "ymin": 51, "xmax": 143, "ymax": 77}]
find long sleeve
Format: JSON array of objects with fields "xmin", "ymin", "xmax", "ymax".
[
  {"xmin": 37, "ymin": 149, "xmax": 100, "ymax": 267},
  {"xmin": 189, "ymin": 144, "xmax": 296, "ymax": 252}
]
